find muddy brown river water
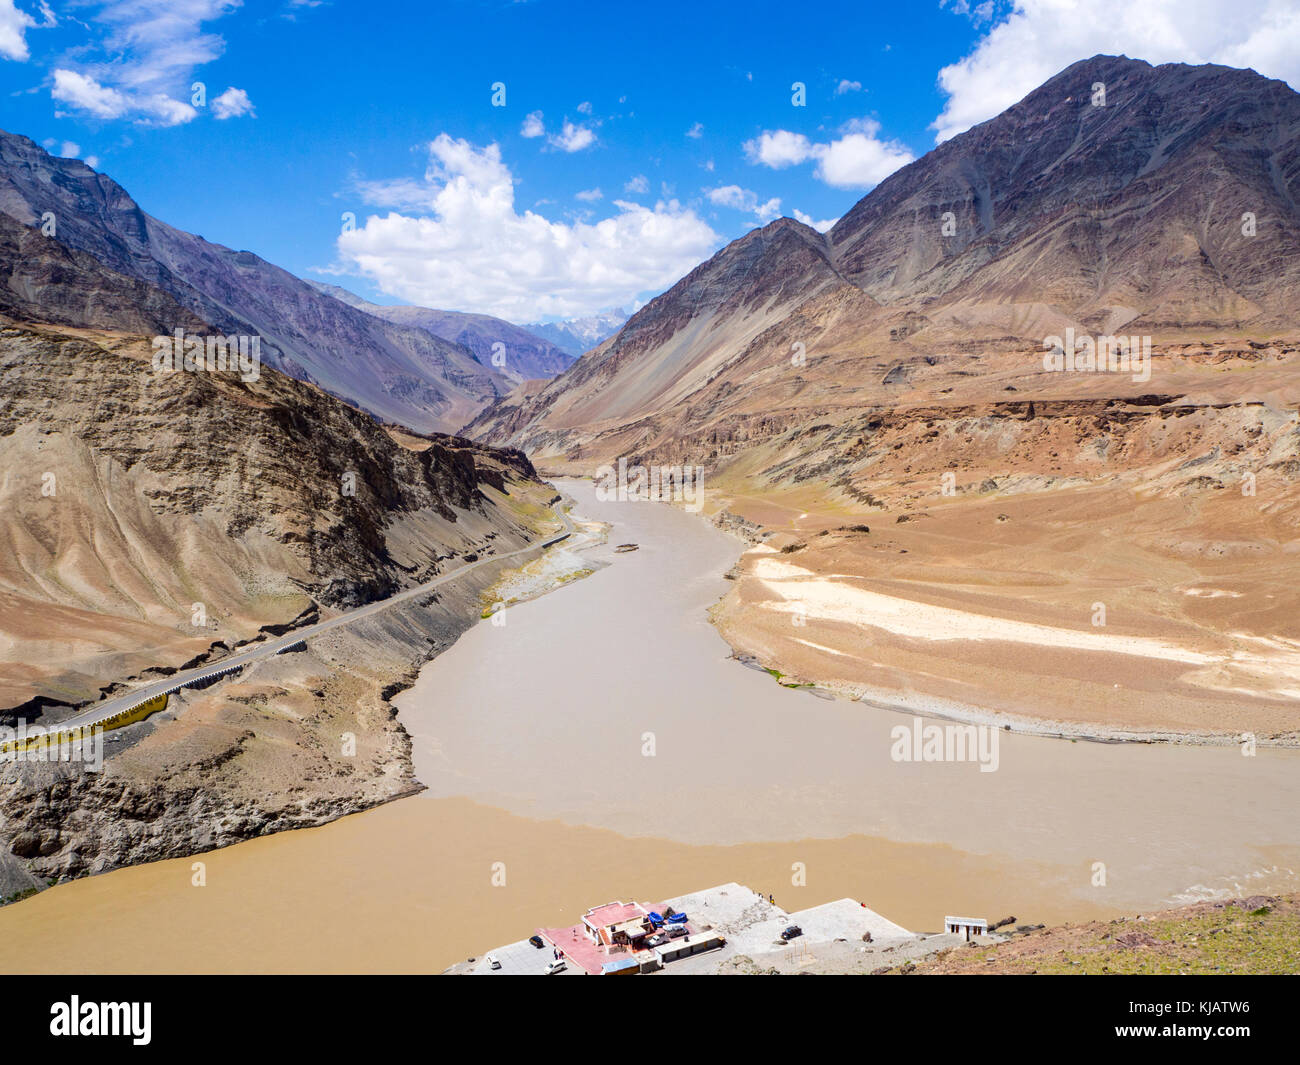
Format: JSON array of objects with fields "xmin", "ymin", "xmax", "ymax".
[{"xmin": 1, "ymin": 479, "xmax": 1297, "ymax": 973}]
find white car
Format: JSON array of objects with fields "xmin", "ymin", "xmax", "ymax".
[
  {"xmin": 485, "ymin": 953, "xmax": 501, "ymax": 970},
  {"xmin": 545, "ymin": 959, "xmax": 567, "ymax": 975}
]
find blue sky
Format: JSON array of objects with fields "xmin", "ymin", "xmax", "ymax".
[{"xmin": 2, "ymin": 0, "xmax": 1299, "ymax": 322}]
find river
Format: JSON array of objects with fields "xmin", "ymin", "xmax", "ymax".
[{"xmin": 1, "ymin": 479, "xmax": 1296, "ymax": 973}]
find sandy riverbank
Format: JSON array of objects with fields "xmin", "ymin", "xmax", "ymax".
[{"xmin": 701, "ymin": 479, "xmax": 1300, "ymax": 745}]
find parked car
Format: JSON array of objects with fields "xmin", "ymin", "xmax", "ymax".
[
  {"xmin": 528, "ymin": 935, "xmax": 545, "ymax": 949},
  {"xmin": 485, "ymin": 953, "xmax": 501, "ymax": 970},
  {"xmin": 780, "ymin": 925, "xmax": 803, "ymax": 941},
  {"xmin": 647, "ymin": 933, "xmax": 667, "ymax": 947},
  {"xmin": 545, "ymin": 959, "xmax": 567, "ymax": 975},
  {"xmin": 667, "ymin": 925, "xmax": 688, "ymax": 939}
]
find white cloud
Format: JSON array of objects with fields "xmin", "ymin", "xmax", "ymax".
[
  {"xmin": 744, "ymin": 119, "xmax": 914, "ymax": 188},
  {"xmin": 59, "ymin": 140, "xmax": 79, "ymax": 157},
  {"xmin": 0, "ymin": 0, "xmax": 38, "ymax": 61},
  {"xmin": 815, "ymin": 121, "xmax": 916, "ymax": 187},
  {"xmin": 744, "ymin": 129, "xmax": 815, "ymax": 168},
  {"xmin": 46, "ymin": 0, "xmax": 241, "ymax": 125},
  {"xmin": 624, "ymin": 174, "xmax": 649, "ymax": 194},
  {"xmin": 686, "ymin": 121, "xmax": 704, "ymax": 138},
  {"xmin": 576, "ymin": 100, "xmax": 592, "ymax": 114},
  {"xmin": 52, "ymin": 68, "xmax": 133, "ymax": 119},
  {"xmin": 575, "ymin": 187, "xmax": 603, "ymax": 201},
  {"xmin": 337, "ymin": 135, "xmax": 721, "ymax": 320},
  {"xmin": 934, "ymin": 0, "xmax": 1300, "ymax": 143},
  {"xmin": 520, "ymin": 110, "xmax": 545, "ymax": 137},
  {"xmin": 212, "ymin": 85, "xmax": 254, "ymax": 119},
  {"xmin": 548, "ymin": 120, "xmax": 596, "ymax": 152},
  {"xmin": 706, "ymin": 184, "xmax": 782, "ymax": 222},
  {"xmin": 942, "ymin": 0, "xmax": 995, "ymax": 25},
  {"xmin": 835, "ymin": 79, "xmax": 863, "ymax": 95},
  {"xmin": 516, "ymin": 108, "xmax": 594, "ymax": 151},
  {"xmin": 793, "ymin": 209, "xmax": 838, "ymax": 233}
]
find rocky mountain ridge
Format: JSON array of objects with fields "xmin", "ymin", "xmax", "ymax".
[
  {"xmin": 306, "ymin": 281, "xmax": 575, "ymax": 381},
  {"xmin": 0, "ymin": 130, "xmax": 508, "ymax": 434},
  {"xmin": 466, "ymin": 56, "xmax": 1300, "ymax": 467}
]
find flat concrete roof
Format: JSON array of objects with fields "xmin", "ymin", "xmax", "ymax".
[{"xmin": 451, "ymin": 882, "xmax": 917, "ymax": 975}]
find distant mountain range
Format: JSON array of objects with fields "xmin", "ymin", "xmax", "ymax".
[
  {"xmin": 0, "ymin": 129, "xmax": 509, "ymax": 435},
  {"xmin": 306, "ymin": 281, "xmax": 575, "ymax": 382},
  {"xmin": 523, "ymin": 311, "xmax": 629, "ymax": 358},
  {"xmin": 465, "ymin": 55, "xmax": 1300, "ymax": 468}
]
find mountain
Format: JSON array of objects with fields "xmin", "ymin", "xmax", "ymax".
[
  {"xmin": 523, "ymin": 310, "xmax": 629, "ymax": 358},
  {"xmin": 0, "ymin": 129, "xmax": 509, "ymax": 434},
  {"xmin": 0, "ymin": 321, "xmax": 543, "ymax": 719},
  {"xmin": 464, "ymin": 217, "xmax": 849, "ymax": 452},
  {"xmin": 828, "ymin": 53, "xmax": 1300, "ymax": 334},
  {"xmin": 466, "ymin": 56, "xmax": 1300, "ymax": 467},
  {"xmin": 306, "ymin": 281, "xmax": 575, "ymax": 381}
]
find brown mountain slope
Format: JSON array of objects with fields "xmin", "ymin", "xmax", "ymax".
[
  {"xmin": 0, "ymin": 212, "xmax": 208, "ymax": 337},
  {"xmin": 461, "ymin": 215, "xmax": 866, "ymax": 450},
  {"xmin": 829, "ymin": 54, "xmax": 1300, "ymax": 335},
  {"xmin": 0, "ymin": 319, "xmax": 543, "ymax": 720},
  {"xmin": 0, "ymin": 310, "xmax": 561, "ymax": 884}
]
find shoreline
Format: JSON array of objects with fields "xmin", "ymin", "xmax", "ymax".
[{"xmin": 727, "ymin": 648, "xmax": 1294, "ymax": 748}]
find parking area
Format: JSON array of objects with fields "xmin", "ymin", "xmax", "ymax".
[{"xmin": 461, "ymin": 938, "xmax": 579, "ymax": 976}]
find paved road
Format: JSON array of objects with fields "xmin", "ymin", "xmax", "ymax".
[{"xmin": 54, "ymin": 508, "xmax": 575, "ymax": 732}]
